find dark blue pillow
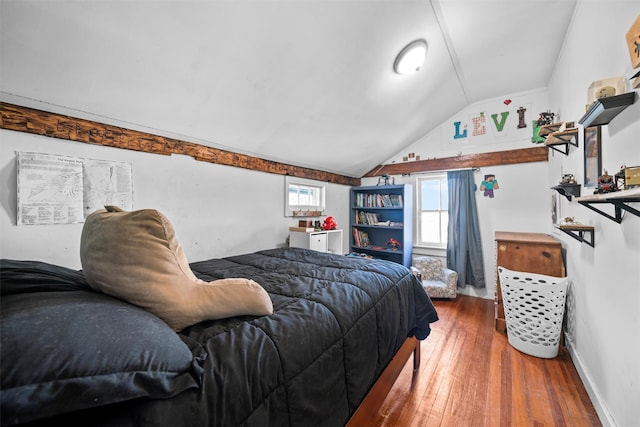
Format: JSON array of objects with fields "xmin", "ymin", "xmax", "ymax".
[
  {"xmin": 0, "ymin": 259, "xmax": 89, "ymax": 295},
  {"xmin": 1, "ymin": 289, "xmax": 204, "ymax": 425}
]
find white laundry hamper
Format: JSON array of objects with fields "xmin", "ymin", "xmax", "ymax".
[{"xmin": 497, "ymin": 266, "xmax": 569, "ymax": 358}]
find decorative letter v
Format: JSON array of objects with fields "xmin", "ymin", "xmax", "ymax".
[{"xmin": 491, "ymin": 111, "xmax": 509, "ymax": 132}]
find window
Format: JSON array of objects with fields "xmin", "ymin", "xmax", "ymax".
[
  {"xmin": 416, "ymin": 174, "xmax": 448, "ymax": 247},
  {"xmin": 284, "ymin": 176, "xmax": 325, "ymax": 217}
]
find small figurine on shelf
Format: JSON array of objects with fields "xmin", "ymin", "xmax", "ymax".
[
  {"xmin": 377, "ymin": 174, "xmax": 394, "ymax": 186},
  {"xmin": 386, "ymin": 237, "xmax": 401, "ymax": 251},
  {"xmin": 536, "ymin": 110, "xmax": 556, "ymax": 126},
  {"xmin": 560, "ymin": 173, "xmax": 576, "ymax": 185},
  {"xmin": 322, "ymin": 216, "xmax": 337, "ymax": 230},
  {"xmin": 594, "ymin": 170, "xmax": 618, "ymax": 194}
]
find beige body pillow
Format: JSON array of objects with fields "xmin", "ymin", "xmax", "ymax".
[{"xmin": 80, "ymin": 206, "xmax": 273, "ymax": 331}]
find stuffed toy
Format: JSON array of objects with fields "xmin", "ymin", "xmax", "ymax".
[{"xmin": 322, "ymin": 216, "xmax": 337, "ymax": 230}]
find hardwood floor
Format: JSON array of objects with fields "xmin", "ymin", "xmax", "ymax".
[{"xmin": 370, "ymin": 295, "xmax": 601, "ymax": 427}]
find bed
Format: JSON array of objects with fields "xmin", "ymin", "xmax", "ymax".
[{"xmin": 1, "ymin": 245, "xmax": 437, "ymax": 426}]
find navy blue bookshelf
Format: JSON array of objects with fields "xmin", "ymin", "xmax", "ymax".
[{"xmin": 349, "ymin": 184, "xmax": 413, "ymax": 267}]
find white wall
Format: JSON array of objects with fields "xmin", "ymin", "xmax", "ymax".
[
  {"xmin": 0, "ymin": 129, "xmax": 351, "ymax": 269},
  {"xmin": 363, "ymin": 160, "xmax": 552, "ymax": 301},
  {"xmin": 365, "ymin": 88, "xmax": 554, "ymax": 300},
  {"xmin": 545, "ymin": 3, "xmax": 640, "ymax": 427}
]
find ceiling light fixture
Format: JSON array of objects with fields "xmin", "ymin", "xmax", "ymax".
[{"xmin": 394, "ymin": 39, "xmax": 427, "ymax": 75}]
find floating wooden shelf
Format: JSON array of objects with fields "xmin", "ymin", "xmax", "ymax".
[
  {"xmin": 554, "ymin": 224, "xmax": 595, "ymax": 247},
  {"xmin": 579, "ymin": 92, "xmax": 637, "ymax": 128},
  {"xmin": 540, "ymin": 123, "xmax": 578, "ymax": 155},
  {"xmin": 576, "ymin": 187, "xmax": 640, "ymax": 223},
  {"xmin": 539, "ymin": 122, "xmax": 564, "ymax": 137},
  {"xmin": 551, "ymin": 183, "xmax": 581, "ymax": 200}
]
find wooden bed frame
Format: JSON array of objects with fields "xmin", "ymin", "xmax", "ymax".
[{"xmin": 346, "ymin": 336, "xmax": 420, "ymax": 426}]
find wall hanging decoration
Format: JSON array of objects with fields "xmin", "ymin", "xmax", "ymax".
[
  {"xmin": 625, "ymin": 15, "xmax": 640, "ymax": 69},
  {"xmin": 479, "ymin": 174, "xmax": 499, "ymax": 198},
  {"xmin": 16, "ymin": 151, "xmax": 133, "ymax": 225}
]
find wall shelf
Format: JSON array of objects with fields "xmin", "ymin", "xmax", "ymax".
[
  {"xmin": 576, "ymin": 188, "xmax": 640, "ymax": 223},
  {"xmin": 554, "ymin": 224, "xmax": 595, "ymax": 247},
  {"xmin": 540, "ymin": 124, "xmax": 578, "ymax": 155},
  {"xmin": 551, "ymin": 183, "xmax": 581, "ymax": 200},
  {"xmin": 578, "ymin": 92, "xmax": 637, "ymax": 128}
]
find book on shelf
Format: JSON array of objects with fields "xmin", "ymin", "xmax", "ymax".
[
  {"xmin": 352, "ymin": 227, "xmax": 372, "ymax": 248},
  {"xmin": 355, "ymin": 210, "xmax": 382, "ymax": 225},
  {"xmin": 354, "ymin": 192, "xmax": 404, "ymax": 208},
  {"xmin": 360, "ymin": 232, "xmax": 370, "ymax": 248},
  {"xmin": 352, "ymin": 227, "xmax": 361, "ymax": 247}
]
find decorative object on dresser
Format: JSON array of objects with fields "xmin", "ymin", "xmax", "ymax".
[
  {"xmin": 494, "ymin": 232, "xmax": 565, "ymax": 333},
  {"xmin": 322, "ymin": 215, "xmax": 337, "ymax": 230},
  {"xmin": 350, "ymin": 184, "xmax": 413, "ymax": 267},
  {"xmin": 411, "ymin": 256, "xmax": 458, "ymax": 299}
]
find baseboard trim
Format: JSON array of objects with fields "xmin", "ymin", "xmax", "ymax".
[{"xmin": 565, "ymin": 335, "xmax": 615, "ymax": 427}]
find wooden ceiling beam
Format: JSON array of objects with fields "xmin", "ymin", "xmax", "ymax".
[
  {"xmin": 0, "ymin": 102, "xmax": 361, "ymax": 186},
  {"xmin": 364, "ymin": 147, "xmax": 549, "ymax": 177}
]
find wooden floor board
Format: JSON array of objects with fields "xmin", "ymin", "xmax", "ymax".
[{"xmin": 362, "ymin": 295, "xmax": 601, "ymax": 427}]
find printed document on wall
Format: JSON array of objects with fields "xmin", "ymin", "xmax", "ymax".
[
  {"xmin": 17, "ymin": 152, "xmax": 84, "ymax": 225},
  {"xmin": 83, "ymin": 159, "xmax": 133, "ymax": 216}
]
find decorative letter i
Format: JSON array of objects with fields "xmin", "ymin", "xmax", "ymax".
[{"xmin": 517, "ymin": 107, "xmax": 527, "ymax": 129}]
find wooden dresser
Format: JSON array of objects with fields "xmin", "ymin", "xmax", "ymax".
[{"xmin": 494, "ymin": 231, "xmax": 565, "ymax": 332}]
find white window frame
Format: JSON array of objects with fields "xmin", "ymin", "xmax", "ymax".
[
  {"xmin": 415, "ymin": 174, "xmax": 448, "ymax": 249},
  {"xmin": 284, "ymin": 176, "xmax": 326, "ymax": 217}
]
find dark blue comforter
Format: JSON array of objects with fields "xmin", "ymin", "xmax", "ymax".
[{"xmin": 1, "ymin": 248, "xmax": 438, "ymax": 426}]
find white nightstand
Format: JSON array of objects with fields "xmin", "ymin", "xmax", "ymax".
[{"xmin": 289, "ymin": 229, "xmax": 343, "ymax": 254}]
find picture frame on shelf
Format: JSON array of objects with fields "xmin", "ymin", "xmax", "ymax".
[{"xmin": 584, "ymin": 126, "xmax": 601, "ymax": 187}]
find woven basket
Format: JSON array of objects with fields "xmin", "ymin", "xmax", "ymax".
[{"xmin": 498, "ymin": 266, "xmax": 568, "ymax": 358}]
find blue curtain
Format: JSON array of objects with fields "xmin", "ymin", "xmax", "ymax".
[{"xmin": 446, "ymin": 170, "xmax": 485, "ymax": 288}]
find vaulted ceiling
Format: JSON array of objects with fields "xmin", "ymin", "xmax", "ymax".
[{"xmin": 0, "ymin": 0, "xmax": 577, "ymax": 178}]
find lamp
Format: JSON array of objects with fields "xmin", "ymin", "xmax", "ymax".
[{"xmin": 394, "ymin": 39, "xmax": 427, "ymax": 75}]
